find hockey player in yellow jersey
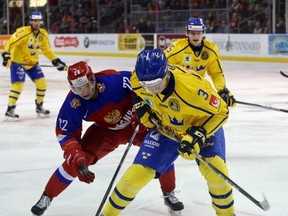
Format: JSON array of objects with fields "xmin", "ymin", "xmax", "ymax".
[
  {"xmin": 101, "ymin": 49, "xmax": 236, "ymax": 216},
  {"xmin": 164, "ymin": 17, "xmax": 236, "ymax": 107},
  {"xmin": 1, "ymin": 11, "xmax": 66, "ymax": 120}
]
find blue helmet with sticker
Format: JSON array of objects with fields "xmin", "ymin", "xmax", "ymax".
[
  {"xmin": 185, "ymin": 17, "xmax": 206, "ymax": 32},
  {"xmin": 30, "ymin": 11, "xmax": 43, "ymax": 21},
  {"xmin": 135, "ymin": 48, "xmax": 168, "ymax": 82}
]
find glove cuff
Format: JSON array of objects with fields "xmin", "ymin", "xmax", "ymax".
[{"xmin": 62, "ymin": 141, "xmax": 82, "ymax": 153}]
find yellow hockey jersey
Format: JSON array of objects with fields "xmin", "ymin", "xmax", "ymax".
[
  {"xmin": 131, "ymin": 65, "xmax": 229, "ymax": 139},
  {"xmin": 164, "ymin": 38, "xmax": 225, "ymax": 91},
  {"xmin": 4, "ymin": 26, "xmax": 57, "ymax": 69}
]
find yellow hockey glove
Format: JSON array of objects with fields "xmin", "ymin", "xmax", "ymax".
[
  {"xmin": 218, "ymin": 88, "xmax": 236, "ymax": 107},
  {"xmin": 133, "ymin": 96, "xmax": 155, "ymax": 128},
  {"xmin": 178, "ymin": 126, "xmax": 206, "ymax": 160}
]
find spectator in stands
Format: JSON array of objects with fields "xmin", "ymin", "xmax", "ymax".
[
  {"xmin": 276, "ymin": 17, "xmax": 285, "ymax": 33},
  {"xmin": 262, "ymin": 20, "xmax": 270, "ymax": 33},
  {"xmin": 229, "ymin": 12, "xmax": 239, "ymax": 33},
  {"xmin": 241, "ymin": 19, "xmax": 254, "ymax": 33},
  {"xmin": 146, "ymin": 20, "xmax": 155, "ymax": 33},
  {"xmin": 136, "ymin": 18, "xmax": 147, "ymax": 33},
  {"xmin": 253, "ymin": 20, "xmax": 263, "ymax": 34},
  {"xmin": 215, "ymin": 18, "xmax": 230, "ymax": 33}
]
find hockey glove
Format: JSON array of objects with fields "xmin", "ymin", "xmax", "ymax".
[
  {"xmin": 52, "ymin": 58, "xmax": 67, "ymax": 71},
  {"xmin": 178, "ymin": 126, "xmax": 206, "ymax": 160},
  {"xmin": 64, "ymin": 148, "xmax": 86, "ymax": 167},
  {"xmin": 133, "ymin": 96, "xmax": 156, "ymax": 128},
  {"xmin": 64, "ymin": 148, "xmax": 95, "ymax": 183},
  {"xmin": 131, "ymin": 107, "xmax": 148, "ymax": 134},
  {"xmin": 2, "ymin": 52, "xmax": 10, "ymax": 67},
  {"xmin": 218, "ymin": 88, "xmax": 236, "ymax": 107},
  {"xmin": 78, "ymin": 163, "xmax": 95, "ymax": 184}
]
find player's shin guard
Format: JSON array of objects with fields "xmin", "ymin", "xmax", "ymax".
[
  {"xmin": 44, "ymin": 163, "xmax": 77, "ymax": 197},
  {"xmin": 8, "ymin": 82, "xmax": 24, "ymax": 105},
  {"xmin": 199, "ymin": 156, "xmax": 235, "ymax": 216},
  {"xmin": 103, "ymin": 164, "xmax": 156, "ymax": 215},
  {"xmin": 34, "ymin": 78, "xmax": 47, "ymax": 102}
]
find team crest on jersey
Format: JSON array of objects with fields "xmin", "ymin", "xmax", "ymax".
[
  {"xmin": 104, "ymin": 109, "xmax": 122, "ymax": 124},
  {"xmin": 168, "ymin": 99, "xmax": 180, "ymax": 112},
  {"xmin": 96, "ymin": 83, "xmax": 105, "ymax": 93},
  {"xmin": 201, "ymin": 51, "xmax": 209, "ymax": 60},
  {"xmin": 38, "ymin": 35, "xmax": 43, "ymax": 42},
  {"xmin": 209, "ymin": 94, "xmax": 220, "ymax": 109},
  {"xmin": 70, "ymin": 98, "xmax": 81, "ymax": 109},
  {"xmin": 169, "ymin": 116, "xmax": 184, "ymax": 126}
]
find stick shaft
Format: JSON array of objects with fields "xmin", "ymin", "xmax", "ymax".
[
  {"xmin": 150, "ymin": 117, "xmax": 269, "ymax": 211},
  {"xmin": 95, "ymin": 125, "xmax": 139, "ymax": 216},
  {"xmin": 236, "ymin": 100, "xmax": 288, "ymax": 113}
]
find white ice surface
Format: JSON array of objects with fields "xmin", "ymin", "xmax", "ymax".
[{"xmin": 0, "ymin": 56, "xmax": 287, "ymax": 216}]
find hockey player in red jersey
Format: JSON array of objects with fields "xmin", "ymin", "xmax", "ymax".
[{"xmin": 31, "ymin": 61, "xmax": 183, "ymax": 215}]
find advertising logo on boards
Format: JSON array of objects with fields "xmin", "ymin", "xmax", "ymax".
[
  {"xmin": 54, "ymin": 36, "xmax": 79, "ymax": 48},
  {"xmin": 157, "ymin": 34, "xmax": 186, "ymax": 50},
  {"xmin": 84, "ymin": 37, "xmax": 115, "ymax": 48},
  {"xmin": 117, "ymin": 34, "xmax": 154, "ymax": 51},
  {"xmin": 269, "ymin": 35, "xmax": 288, "ymax": 55}
]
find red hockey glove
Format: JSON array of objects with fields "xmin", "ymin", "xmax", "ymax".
[
  {"xmin": 64, "ymin": 148, "xmax": 86, "ymax": 167},
  {"xmin": 78, "ymin": 163, "xmax": 95, "ymax": 184},
  {"xmin": 64, "ymin": 148, "xmax": 95, "ymax": 184}
]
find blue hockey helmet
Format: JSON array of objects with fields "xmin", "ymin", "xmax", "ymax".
[
  {"xmin": 135, "ymin": 48, "xmax": 168, "ymax": 86},
  {"xmin": 30, "ymin": 11, "xmax": 43, "ymax": 21},
  {"xmin": 185, "ymin": 17, "xmax": 206, "ymax": 32}
]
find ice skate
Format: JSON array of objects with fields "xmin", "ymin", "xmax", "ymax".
[
  {"xmin": 31, "ymin": 192, "xmax": 53, "ymax": 216},
  {"xmin": 163, "ymin": 191, "xmax": 184, "ymax": 216},
  {"xmin": 4, "ymin": 105, "xmax": 19, "ymax": 121},
  {"xmin": 35, "ymin": 100, "xmax": 50, "ymax": 117}
]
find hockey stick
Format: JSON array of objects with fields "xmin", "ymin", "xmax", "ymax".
[
  {"xmin": 95, "ymin": 125, "xmax": 140, "ymax": 216},
  {"xmin": 280, "ymin": 70, "xmax": 288, "ymax": 78},
  {"xmin": 236, "ymin": 100, "xmax": 288, "ymax": 113},
  {"xmin": 149, "ymin": 117, "xmax": 270, "ymax": 211},
  {"xmin": 18, "ymin": 63, "xmax": 68, "ymax": 71}
]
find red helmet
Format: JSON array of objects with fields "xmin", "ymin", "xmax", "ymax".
[{"xmin": 67, "ymin": 61, "xmax": 94, "ymax": 88}]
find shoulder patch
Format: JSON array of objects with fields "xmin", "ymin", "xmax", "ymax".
[{"xmin": 70, "ymin": 98, "xmax": 81, "ymax": 109}]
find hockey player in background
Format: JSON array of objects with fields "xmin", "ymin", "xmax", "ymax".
[
  {"xmin": 1, "ymin": 11, "xmax": 66, "ymax": 120},
  {"xmin": 31, "ymin": 61, "xmax": 183, "ymax": 216},
  {"xmin": 101, "ymin": 49, "xmax": 236, "ymax": 216},
  {"xmin": 164, "ymin": 17, "xmax": 236, "ymax": 108}
]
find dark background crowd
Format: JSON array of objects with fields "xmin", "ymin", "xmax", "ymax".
[{"xmin": 0, "ymin": 0, "xmax": 286, "ymax": 34}]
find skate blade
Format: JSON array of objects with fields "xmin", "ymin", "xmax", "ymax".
[
  {"xmin": 168, "ymin": 208, "xmax": 182, "ymax": 216},
  {"xmin": 37, "ymin": 113, "xmax": 50, "ymax": 118},
  {"xmin": 4, "ymin": 116, "xmax": 19, "ymax": 122}
]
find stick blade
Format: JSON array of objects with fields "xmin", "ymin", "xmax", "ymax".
[
  {"xmin": 280, "ymin": 71, "xmax": 288, "ymax": 78},
  {"xmin": 258, "ymin": 193, "xmax": 270, "ymax": 211}
]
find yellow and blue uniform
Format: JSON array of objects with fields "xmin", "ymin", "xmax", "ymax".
[
  {"xmin": 164, "ymin": 38, "xmax": 225, "ymax": 91},
  {"xmin": 4, "ymin": 26, "xmax": 56, "ymax": 67},
  {"xmin": 103, "ymin": 65, "xmax": 235, "ymax": 216},
  {"xmin": 4, "ymin": 26, "xmax": 57, "ymax": 109}
]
